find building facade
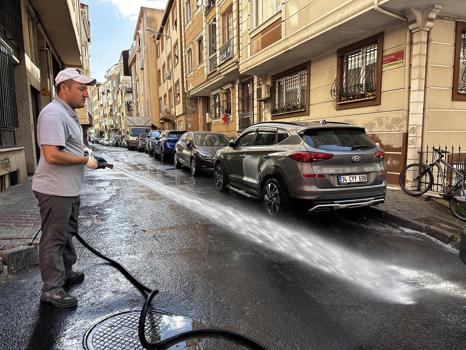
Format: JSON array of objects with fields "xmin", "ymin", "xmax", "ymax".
[
  {"xmin": 177, "ymin": 0, "xmax": 466, "ymax": 184},
  {"xmin": 0, "ymin": 0, "xmax": 88, "ymax": 191},
  {"xmin": 128, "ymin": 7, "xmax": 164, "ymax": 128}
]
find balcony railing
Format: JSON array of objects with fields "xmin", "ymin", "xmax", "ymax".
[
  {"xmin": 209, "ymin": 53, "xmax": 217, "ymax": 73},
  {"xmin": 219, "ymin": 38, "xmax": 234, "ymax": 64}
]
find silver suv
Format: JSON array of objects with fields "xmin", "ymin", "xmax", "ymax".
[{"xmin": 214, "ymin": 121, "xmax": 386, "ymax": 215}]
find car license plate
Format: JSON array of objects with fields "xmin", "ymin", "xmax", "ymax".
[{"xmin": 338, "ymin": 174, "xmax": 368, "ymax": 184}]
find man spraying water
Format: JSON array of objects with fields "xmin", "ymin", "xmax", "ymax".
[{"xmin": 32, "ymin": 68, "xmax": 109, "ymax": 308}]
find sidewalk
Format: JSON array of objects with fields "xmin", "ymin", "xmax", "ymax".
[
  {"xmin": 370, "ymin": 187, "xmax": 465, "ymax": 246},
  {"xmin": 0, "ymin": 181, "xmax": 463, "ymax": 274},
  {"xmin": 0, "ymin": 180, "xmax": 41, "ymax": 274}
]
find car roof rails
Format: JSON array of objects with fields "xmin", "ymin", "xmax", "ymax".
[{"xmin": 318, "ymin": 119, "xmax": 351, "ymax": 125}]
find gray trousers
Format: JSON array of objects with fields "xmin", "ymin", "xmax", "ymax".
[{"xmin": 34, "ymin": 192, "xmax": 80, "ymax": 291}]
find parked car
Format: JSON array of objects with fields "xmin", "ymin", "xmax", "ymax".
[
  {"xmin": 213, "ymin": 121, "xmax": 386, "ymax": 216},
  {"xmin": 174, "ymin": 131, "xmax": 230, "ymax": 176},
  {"xmin": 146, "ymin": 130, "xmax": 162, "ymax": 155},
  {"xmin": 127, "ymin": 127, "xmax": 150, "ymax": 150},
  {"xmin": 137, "ymin": 133, "xmax": 148, "ymax": 152},
  {"xmin": 110, "ymin": 135, "xmax": 119, "ymax": 147},
  {"xmin": 154, "ymin": 130, "xmax": 186, "ymax": 162}
]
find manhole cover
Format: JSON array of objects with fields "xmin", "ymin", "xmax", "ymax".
[{"xmin": 83, "ymin": 309, "xmax": 194, "ymax": 350}]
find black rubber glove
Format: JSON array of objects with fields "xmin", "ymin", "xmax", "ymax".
[{"xmin": 94, "ymin": 156, "xmax": 108, "ymax": 169}]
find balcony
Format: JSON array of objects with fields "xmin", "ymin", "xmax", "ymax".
[
  {"xmin": 209, "ymin": 53, "xmax": 217, "ymax": 73},
  {"xmin": 219, "ymin": 38, "xmax": 234, "ymax": 64}
]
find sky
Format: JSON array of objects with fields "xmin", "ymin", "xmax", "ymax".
[{"xmin": 88, "ymin": 0, "xmax": 167, "ymax": 83}]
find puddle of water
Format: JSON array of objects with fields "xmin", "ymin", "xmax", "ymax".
[{"xmin": 113, "ymin": 168, "xmax": 466, "ymax": 304}]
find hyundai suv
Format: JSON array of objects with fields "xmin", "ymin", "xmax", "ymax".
[{"xmin": 213, "ymin": 121, "xmax": 386, "ymax": 215}]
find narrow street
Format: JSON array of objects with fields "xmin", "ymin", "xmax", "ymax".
[{"xmin": 1, "ymin": 145, "xmax": 465, "ymax": 350}]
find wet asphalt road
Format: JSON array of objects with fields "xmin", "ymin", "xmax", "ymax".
[{"xmin": 1, "ymin": 145, "xmax": 465, "ymax": 350}]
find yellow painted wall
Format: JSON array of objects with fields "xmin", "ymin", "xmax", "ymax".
[{"xmin": 424, "ymin": 19, "xmax": 466, "ymax": 147}]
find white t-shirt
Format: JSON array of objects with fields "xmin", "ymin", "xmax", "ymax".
[{"xmin": 32, "ymin": 98, "xmax": 85, "ymax": 197}]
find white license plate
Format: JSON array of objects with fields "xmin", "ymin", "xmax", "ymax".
[{"xmin": 338, "ymin": 174, "xmax": 368, "ymax": 184}]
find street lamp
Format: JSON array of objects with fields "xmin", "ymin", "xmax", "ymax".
[{"xmin": 146, "ymin": 27, "xmax": 176, "ymax": 129}]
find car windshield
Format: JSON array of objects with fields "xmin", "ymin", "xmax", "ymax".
[
  {"xmin": 194, "ymin": 133, "xmax": 230, "ymax": 146},
  {"xmin": 167, "ymin": 131, "xmax": 185, "ymax": 138},
  {"xmin": 130, "ymin": 128, "xmax": 149, "ymax": 137},
  {"xmin": 302, "ymin": 128, "xmax": 376, "ymax": 151}
]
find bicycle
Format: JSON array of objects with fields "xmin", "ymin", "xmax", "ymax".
[{"xmin": 399, "ymin": 147, "xmax": 466, "ymax": 221}]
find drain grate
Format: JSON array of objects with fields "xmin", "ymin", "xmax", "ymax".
[{"xmin": 84, "ymin": 309, "xmax": 193, "ymax": 350}]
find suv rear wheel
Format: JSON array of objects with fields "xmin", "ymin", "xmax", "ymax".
[
  {"xmin": 263, "ymin": 178, "xmax": 287, "ymax": 216},
  {"xmin": 214, "ymin": 163, "xmax": 228, "ymax": 192}
]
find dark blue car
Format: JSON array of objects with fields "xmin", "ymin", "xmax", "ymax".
[{"xmin": 154, "ymin": 130, "xmax": 186, "ymax": 162}]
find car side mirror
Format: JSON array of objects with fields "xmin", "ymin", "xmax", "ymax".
[{"xmin": 229, "ymin": 140, "xmax": 235, "ymax": 148}]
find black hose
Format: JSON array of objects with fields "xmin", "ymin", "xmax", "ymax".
[{"xmin": 74, "ymin": 232, "xmax": 271, "ymax": 350}]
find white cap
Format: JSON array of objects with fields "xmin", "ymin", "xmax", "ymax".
[{"xmin": 55, "ymin": 68, "xmax": 96, "ymax": 86}]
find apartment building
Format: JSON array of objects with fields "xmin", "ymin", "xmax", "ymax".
[
  {"xmin": 0, "ymin": 0, "xmax": 88, "ymax": 190},
  {"xmin": 181, "ymin": 0, "xmax": 241, "ymax": 137},
  {"xmin": 156, "ymin": 0, "xmax": 196, "ymax": 131},
  {"xmin": 177, "ymin": 1, "xmax": 466, "ymax": 185},
  {"xmin": 128, "ymin": 7, "xmax": 164, "ymax": 128},
  {"xmin": 88, "ymin": 83, "xmax": 102, "ymax": 137}
]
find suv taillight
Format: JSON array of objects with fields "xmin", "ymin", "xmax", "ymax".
[
  {"xmin": 375, "ymin": 150, "xmax": 385, "ymax": 159},
  {"xmin": 289, "ymin": 152, "xmax": 333, "ymax": 162}
]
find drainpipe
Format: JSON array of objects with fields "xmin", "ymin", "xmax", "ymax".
[{"xmin": 373, "ymin": 0, "xmax": 407, "ymax": 22}]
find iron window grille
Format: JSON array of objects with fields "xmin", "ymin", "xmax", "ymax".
[
  {"xmin": 0, "ymin": 41, "xmax": 18, "ymax": 147},
  {"xmin": 334, "ymin": 33, "xmax": 383, "ymax": 108},
  {"xmin": 340, "ymin": 43, "xmax": 377, "ymax": 102},
  {"xmin": 453, "ymin": 22, "xmax": 466, "ymax": 101},
  {"xmin": 271, "ymin": 66, "xmax": 308, "ymax": 115}
]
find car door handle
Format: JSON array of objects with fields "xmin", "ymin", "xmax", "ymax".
[{"xmin": 261, "ymin": 155, "xmax": 270, "ymax": 159}]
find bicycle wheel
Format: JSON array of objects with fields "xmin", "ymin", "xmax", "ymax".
[
  {"xmin": 449, "ymin": 186, "xmax": 466, "ymax": 221},
  {"xmin": 399, "ymin": 163, "xmax": 433, "ymax": 196}
]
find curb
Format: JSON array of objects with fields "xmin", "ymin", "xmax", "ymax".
[
  {"xmin": 0, "ymin": 245, "xmax": 39, "ymax": 274},
  {"xmin": 369, "ymin": 207, "xmax": 456, "ymax": 245}
]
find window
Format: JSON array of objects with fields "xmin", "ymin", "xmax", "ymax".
[
  {"xmin": 453, "ymin": 22, "xmax": 466, "ymax": 101},
  {"xmin": 157, "ymin": 69, "xmax": 161, "ymax": 86},
  {"xmin": 172, "ymin": 3, "xmax": 177, "ymax": 28},
  {"xmin": 222, "ymin": 7, "xmax": 233, "ymax": 44},
  {"xmin": 208, "ymin": 19, "xmax": 217, "ymax": 71},
  {"xmin": 277, "ymin": 129, "xmax": 288, "ymax": 143},
  {"xmin": 174, "ymin": 42, "xmax": 179, "ymax": 66},
  {"xmin": 211, "ymin": 93, "xmax": 221, "ymax": 119},
  {"xmin": 186, "ymin": 48, "xmax": 193, "ymax": 73},
  {"xmin": 237, "ymin": 131, "xmax": 256, "ymax": 147},
  {"xmin": 252, "ymin": 0, "xmax": 281, "ymax": 28},
  {"xmin": 239, "ymin": 79, "xmax": 254, "ymax": 114},
  {"xmin": 175, "ymin": 80, "xmax": 180, "ymax": 104},
  {"xmin": 162, "ymin": 63, "xmax": 166, "ymax": 81},
  {"xmin": 205, "ymin": 0, "xmax": 215, "ymax": 11},
  {"xmin": 223, "ymin": 89, "xmax": 231, "ymax": 114},
  {"xmin": 336, "ymin": 33, "xmax": 383, "ymax": 109},
  {"xmin": 254, "ymin": 130, "xmax": 276, "ymax": 146},
  {"xmin": 271, "ymin": 64, "xmax": 308, "ymax": 116},
  {"xmin": 163, "ymin": 93, "xmax": 167, "ymax": 107},
  {"xmin": 185, "ymin": 0, "xmax": 192, "ymax": 24},
  {"xmin": 197, "ymin": 36, "xmax": 204, "ymax": 65}
]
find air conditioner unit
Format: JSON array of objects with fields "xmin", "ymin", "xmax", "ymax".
[
  {"xmin": 256, "ymin": 84, "xmax": 271, "ymax": 101},
  {"xmin": 205, "ymin": 112, "xmax": 211, "ymax": 123}
]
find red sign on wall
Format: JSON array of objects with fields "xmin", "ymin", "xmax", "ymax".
[{"xmin": 383, "ymin": 50, "xmax": 404, "ymax": 66}]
